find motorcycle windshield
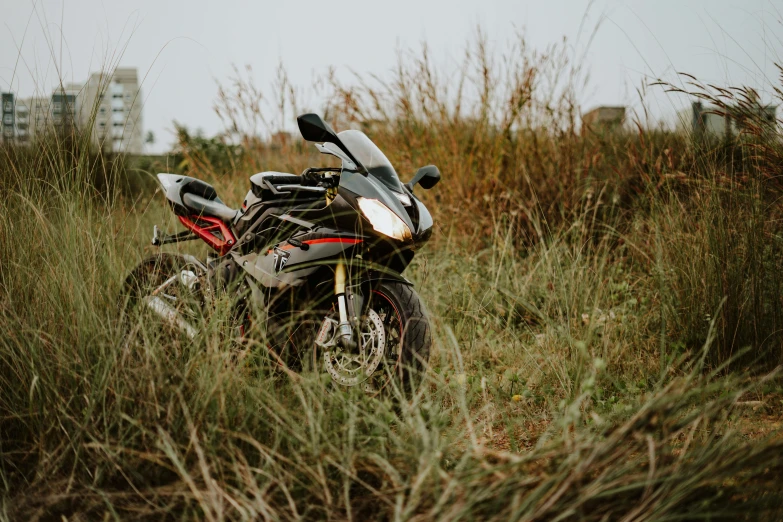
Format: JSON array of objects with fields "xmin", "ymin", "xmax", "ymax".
[{"xmin": 338, "ymin": 130, "xmax": 404, "ymax": 193}]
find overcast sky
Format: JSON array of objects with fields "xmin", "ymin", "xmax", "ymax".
[{"xmin": 1, "ymin": 0, "xmax": 780, "ymax": 153}]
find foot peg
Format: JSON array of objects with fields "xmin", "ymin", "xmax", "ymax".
[{"xmin": 151, "ymin": 224, "xmax": 198, "ymax": 246}]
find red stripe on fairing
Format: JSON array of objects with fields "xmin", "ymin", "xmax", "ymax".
[
  {"xmin": 304, "ymin": 238, "xmax": 363, "ymax": 246},
  {"xmin": 269, "ymin": 237, "xmax": 363, "ymax": 253}
]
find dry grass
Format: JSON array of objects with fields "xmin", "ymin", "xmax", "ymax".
[{"xmin": 2, "ymin": 32, "xmax": 783, "ymax": 520}]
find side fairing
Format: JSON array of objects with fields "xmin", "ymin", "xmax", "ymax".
[
  {"xmin": 231, "ymin": 232, "xmax": 364, "ymax": 289},
  {"xmin": 232, "ymin": 188, "xmax": 263, "ymax": 235},
  {"xmin": 411, "ymin": 194, "xmax": 434, "ymax": 244}
]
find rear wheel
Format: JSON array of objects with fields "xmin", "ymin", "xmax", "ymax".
[
  {"xmin": 311, "ymin": 281, "xmax": 431, "ymax": 396},
  {"xmin": 118, "ymin": 254, "xmax": 207, "ymax": 346}
]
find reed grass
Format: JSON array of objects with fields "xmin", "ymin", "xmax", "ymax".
[{"xmin": 2, "ymin": 33, "xmax": 783, "ymax": 520}]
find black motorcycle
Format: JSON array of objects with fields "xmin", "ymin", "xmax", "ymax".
[{"xmin": 121, "ymin": 114, "xmax": 440, "ymax": 394}]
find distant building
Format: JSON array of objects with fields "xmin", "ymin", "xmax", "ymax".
[
  {"xmin": 80, "ymin": 67, "xmax": 143, "ymax": 154},
  {"xmin": 0, "ymin": 67, "xmax": 143, "ymax": 153},
  {"xmin": 676, "ymin": 102, "xmax": 727, "ymax": 136},
  {"xmin": 22, "ymin": 97, "xmax": 53, "ymax": 141},
  {"xmin": 51, "ymin": 83, "xmax": 79, "ymax": 131},
  {"xmin": 1, "ymin": 92, "xmax": 14, "ymax": 142},
  {"xmin": 2, "ymin": 88, "xmax": 81, "ymax": 144},
  {"xmin": 14, "ymin": 97, "xmax": 31, "ymax": 142},
  {"xmin": 582, "ymin": 106, "xmax": 626, "ymax": 134},
  {"xmin": 677, "ymin": 101, "xmax": 777, "ymax": 138}
]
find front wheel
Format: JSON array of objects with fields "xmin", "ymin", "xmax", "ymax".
[{"xmin": 311, "ymin": 281, "xmax": 431, "ymax": 396}]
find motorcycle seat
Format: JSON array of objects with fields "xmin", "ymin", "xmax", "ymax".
[
  {"xmin": 182, "ymin": 192, "xmax": 238, "ymax": 222},
  {"xmin": 251, "ymin": 171, "xmax": 304, "ymax": 187},
  {"xmin": 179, "ymin": 177, "xmax": 221, "ymax": 201},
  {"xmin": 250, "ymin": 171, "xmax": 324, "ymax": 202}
]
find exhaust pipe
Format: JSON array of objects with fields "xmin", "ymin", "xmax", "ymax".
[{"xmin": 142, "ymin": 296, "xmax": 198, "ymax": 339}]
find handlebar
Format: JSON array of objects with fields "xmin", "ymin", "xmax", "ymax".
[{"xmin": 301, "ymin": 167, "xmax": 341, "ymax": 187}]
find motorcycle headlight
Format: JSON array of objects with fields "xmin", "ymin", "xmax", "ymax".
[{"xmin": 357, "ymin": 197, "xmax": 412, "ymax": 241}]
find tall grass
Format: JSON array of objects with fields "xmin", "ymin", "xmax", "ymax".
[
  {"xmin": 643, "ymin": 77, "xmax": 783, "ymax": 369},
  {"xmin": 2, "ymin": 33, "xmax": 783, "ymax": 519}
]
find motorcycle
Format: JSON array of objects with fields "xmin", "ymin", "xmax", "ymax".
[{"xmin": 120, "ymin": 114, "xmax": 441, "ymax": 394}]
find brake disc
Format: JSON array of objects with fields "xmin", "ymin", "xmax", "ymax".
[{"xmin": 316, "ymin": 309, "xmax": 386, "ymax": 387}]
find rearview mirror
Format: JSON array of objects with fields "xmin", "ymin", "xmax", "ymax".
[
  {"xmin": 297, "ymin": 113, "xmax": 339, "ymax": 143},
  {"xmin": 405, "ymin": 165, "xmax": 441, "ymax": 191}
]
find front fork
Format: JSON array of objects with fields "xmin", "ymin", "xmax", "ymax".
[{"xmin": 334, "ymin": 259, "xmax": 364, "ymax": 350}]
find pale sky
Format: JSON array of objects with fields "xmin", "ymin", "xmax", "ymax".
[{"xmin": 1, "ymin": 0, "xmax": 781, "ymax": 153}]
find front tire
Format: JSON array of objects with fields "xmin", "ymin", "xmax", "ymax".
[{"xmin": 312, "ymin": 281, "xmax": 432, "ymax": 396}]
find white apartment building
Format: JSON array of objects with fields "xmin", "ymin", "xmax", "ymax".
[
  {"xmin": 80, "ymin": 67, "xmax": 143, "ymax": 154},
  {"xmin": 1, "ymin": 67, "xmax": 143, "ymax": 154},
  {"xmin": 5, "ymin": 96, "xmax": 51, "ymax": 143},
  {"xmin": 24, "ymin": 97, "xmax": 53, "ymax": 140}
]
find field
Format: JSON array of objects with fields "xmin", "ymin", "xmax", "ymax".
[{"xmin": 3, "ymin": 35, "xmax": 783, "ymax": 520}]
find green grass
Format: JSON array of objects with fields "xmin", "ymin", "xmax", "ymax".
[
  {"xmin": 2, "ymin": 162, "xmax": 783, "ymax": 519},
  {"xmin": 3, "ymin": 34, "xmax": 783, "ymax": 519}
]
